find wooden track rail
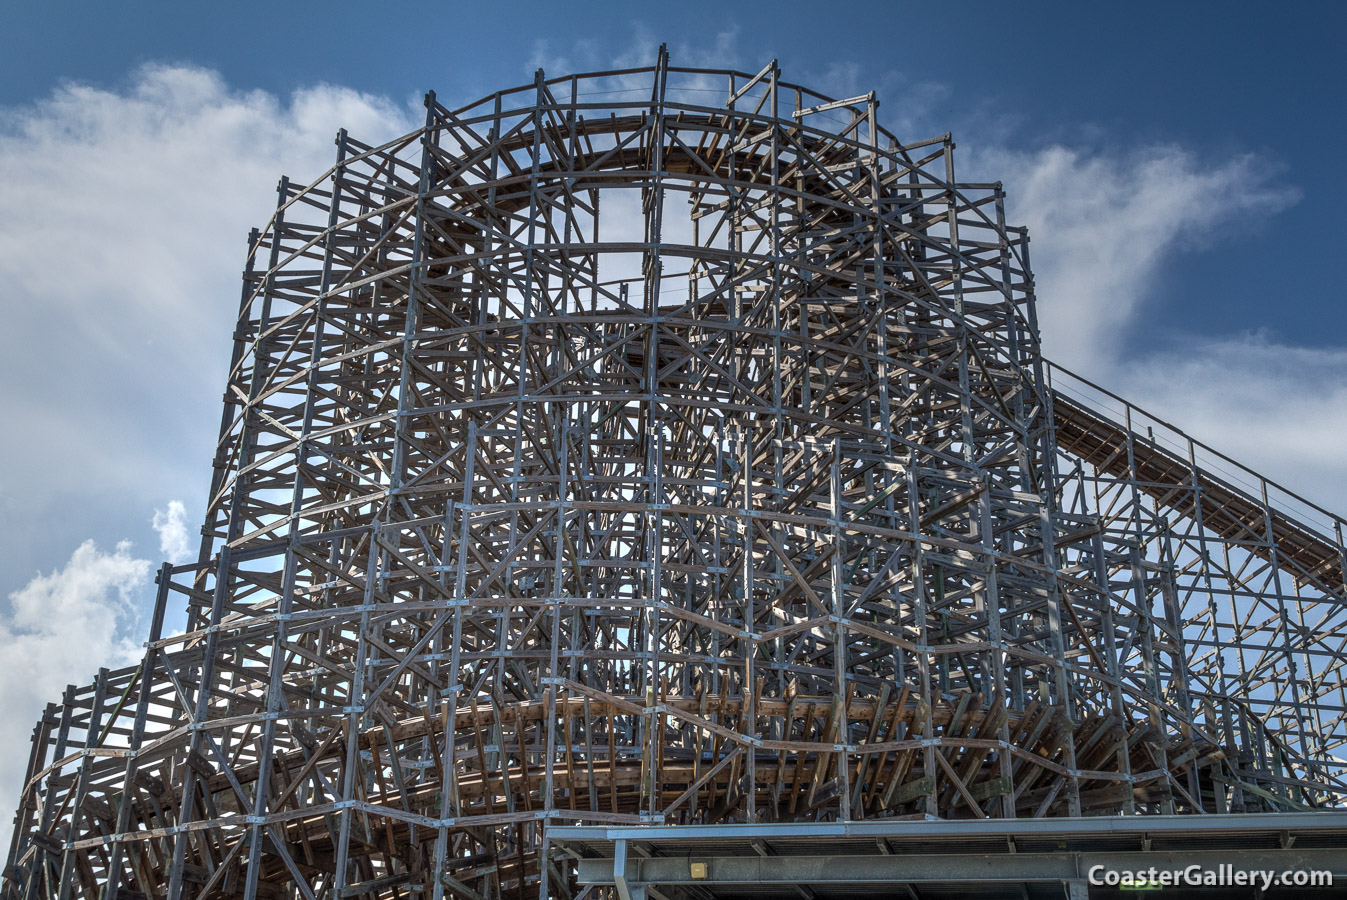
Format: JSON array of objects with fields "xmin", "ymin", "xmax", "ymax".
[{"xmin": 1052, "ymin": 390, "xmax": 1344, "ymax": 594}]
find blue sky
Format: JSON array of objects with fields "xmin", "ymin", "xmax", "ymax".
[{"xmin": 0, "ymin": 0, "xmax": 1343, "ymax": 826}]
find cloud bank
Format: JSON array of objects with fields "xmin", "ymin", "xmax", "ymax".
[
  {"xmin": 0, "ymin": 66, "xmax": 419, "ymax": 591},
  {"xmin": 0, "ymin": 541, "xmax": 150, "ymax": 845}
]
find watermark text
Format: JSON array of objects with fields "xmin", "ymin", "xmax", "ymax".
[{"xmin": 1088, "ymin": 864, "xmax": 1332, "ymax": 890}]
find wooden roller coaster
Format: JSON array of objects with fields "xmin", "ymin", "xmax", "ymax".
[{"xmin": 6, "ymin": 50, "xmax": 1346, "ymax": 900}]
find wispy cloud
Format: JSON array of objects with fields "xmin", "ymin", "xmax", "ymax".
[
  {"xmin": 528, "ymin": 27, "xmax": 742, "ymax": 77},
  {"xmin": 979, "ymin": 143, "xmax": 1300, "ymax": 370},
  {"xmin": 152, "ymin": 500, "xmax": 192, "ymax": 564}
]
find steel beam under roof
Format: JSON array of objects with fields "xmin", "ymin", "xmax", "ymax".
[{"xmin": 554, "ymin": 815, "xmax": 1347, "ymax": 899}]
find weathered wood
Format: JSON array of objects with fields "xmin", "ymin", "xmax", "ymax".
[{"xmin": 7, "ymin": 48, "xmax": 1346, "ymax": 900}]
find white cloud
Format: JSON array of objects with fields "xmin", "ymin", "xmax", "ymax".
[
  {"xmin": 0, "ymin": 65, "xmax": 418, "ymax": 610},
  {"xmin": 0, "ymin": 540, "xmax": 150, "ymax": 850},
  {"xmin": 1117, "ymin": 334, "xmax": 1347, "ymax": 514},
  {"xmin": 0, "ymin": 65, "xmax": 415, "ymax": 347},
  {"xmin": 151, "ymin": 500, "xmax": 191, "ymax": 564}
]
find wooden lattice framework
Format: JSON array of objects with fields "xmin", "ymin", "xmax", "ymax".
[{"xmin": 6, "ymin": 50, "xmax": 1347, "ymax": 900}]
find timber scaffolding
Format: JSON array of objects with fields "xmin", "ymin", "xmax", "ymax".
[{"xmin": 5, "ymin": 50, "xmax": 1347, "ymax": 900}]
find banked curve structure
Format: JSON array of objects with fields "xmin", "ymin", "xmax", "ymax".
[{"xmin": 6, "ymin": 52, "xmax": 1347, "ymax": 900}]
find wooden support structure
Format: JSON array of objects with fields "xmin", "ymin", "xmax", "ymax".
[{"xmin": 4, "ymin": 51, "xmax": 1346, "ymax": 900}]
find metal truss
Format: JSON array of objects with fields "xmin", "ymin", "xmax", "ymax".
[{"xmin": 5, "ymin": 49, "xmax": 1347, "ymax": 900}]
